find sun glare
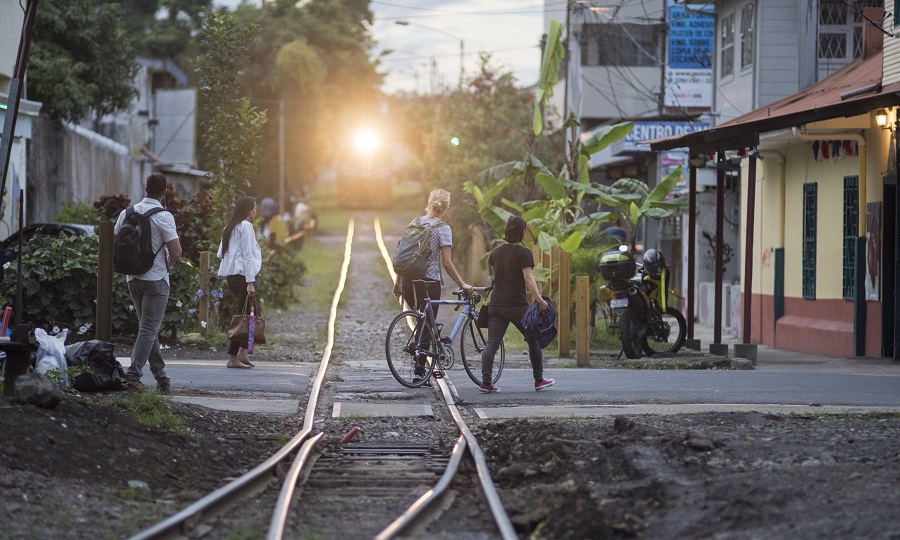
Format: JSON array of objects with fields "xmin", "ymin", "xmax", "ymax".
[{"xmin": 353, "ymin": 129, "xmax": 380, "ymax": 152}]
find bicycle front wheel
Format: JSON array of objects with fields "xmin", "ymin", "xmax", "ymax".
[
  {"xmin": 385, "ymin": 311, "xmax": 437, "ymax": 388},
  {"xmin": 460, "ymin": 317, "xmax": 504, "ymax": 385}
]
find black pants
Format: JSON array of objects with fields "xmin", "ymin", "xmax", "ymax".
[{"xmin": 227, "ymin": 274, "xmax": 261, "ymax": 355}]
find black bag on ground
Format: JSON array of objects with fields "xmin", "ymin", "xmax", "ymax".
[
  {"xmin": 64, "ymin": 340, "xmax": 127, "ymax": 392},
  {"xmin": 114, "ymin": 206, "xmax": 166, "ymax": 275},
  {"xmin": 392, "ymin": 218, "xmax": 442, "ymax": 279}
]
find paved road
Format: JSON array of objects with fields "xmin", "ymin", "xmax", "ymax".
[
  {"xmin": 120, "ymin": 333, "xmax": 900, "ymax": 418},
  {"xmin": 119, "ymin": 357, "xmax": 314, "ymax": 414},
  {"xmin": 450, "ymin": 367, "xmax": 900, "ymax": 408}
]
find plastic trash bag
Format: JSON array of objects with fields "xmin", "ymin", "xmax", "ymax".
[
  {"xmin": 64, "ymin": 340, "xmax": 127, "ymax": 392},
  {"xmin": 34, "ymin": 328, "xmax": 69, "ymax": 385}
]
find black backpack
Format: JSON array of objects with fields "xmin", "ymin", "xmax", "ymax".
[
  {"xmin": 392, "ymin": 218, "xmax": 443, "ymax": 279},
  {"xmin": 114, "ymin": 206, "xmax": 166, "ymax": 275}
]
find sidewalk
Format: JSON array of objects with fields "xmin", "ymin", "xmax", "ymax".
[{"xmin": 690, "ymin": 322, "xmax": 900, "ymax": 375}]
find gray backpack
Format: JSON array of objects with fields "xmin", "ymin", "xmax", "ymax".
[{"xmin": 392, "ymin": 218, "xmax": 442, "ymax": 279}]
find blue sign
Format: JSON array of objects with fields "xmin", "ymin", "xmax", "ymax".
[
  {"xmin": 624, "ymin": 121, "xmax": 712, "ymax": 150},
  {"xmin": 667, "ymin": 5, "xmax": 714, "ymax": 69}
]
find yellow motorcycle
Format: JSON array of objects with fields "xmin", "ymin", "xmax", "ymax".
[{"xmin": 599, "ymin": 247, "xmax": 687, "ymax": 359}]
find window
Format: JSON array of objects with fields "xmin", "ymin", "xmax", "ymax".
[
  {"xmin": 740, "ymin": 4, "xmax": 754, "ymax": 69},
  {"xmin": 580, "ymin": 24, "xmax": 661, "ymax": 67},
  {"xmin": 720, "ymin": 13, "xmax": 734, "ymax": 77},
  {"xmin": 843, "ymin": 176, "xmax": 859, "ymax": 300},
  {"xmin": 802, "ymin": 183, "xmax": 817, "ymax": 299},
  {"xmin": 818, "ymin": 0, "xmax": 883, "ymax": 64}
]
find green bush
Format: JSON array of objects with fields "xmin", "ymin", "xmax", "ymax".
[
  {"xmin": 256, "ymin": 244, "xmax": 303, "ymax": 310},
  {"xmin": 56, "ymin": 202, "xmax": 101, "ymax": 224},
  {"xmin": 0, "ymin": 234, "xmax": 201, "ymax": 342}
]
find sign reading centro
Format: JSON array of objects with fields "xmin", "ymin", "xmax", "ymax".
[{"xmin": 616, "ymin": 121, "xmax": 711, "ymax": 153}]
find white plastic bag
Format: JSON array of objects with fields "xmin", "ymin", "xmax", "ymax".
[{"xmin": 34, "ymin": 328, "xmax": 69, "ymax": 385}]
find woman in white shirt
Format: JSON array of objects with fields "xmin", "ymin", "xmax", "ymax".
[{"xmin": 217, "ymin": 196, "xmax": 263, "ymax": 368}]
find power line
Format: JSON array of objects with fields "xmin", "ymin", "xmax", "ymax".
[{"xmin": 371, "ymin": 0, "xmax": 551, "ymax": 17}]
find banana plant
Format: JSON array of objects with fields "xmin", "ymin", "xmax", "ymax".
[
  {"xmin": 467, "ymin": 17, "xmax": 684, "ymax": 264},
  {"xmin": 593, "ymin": 167, "xmax": 689, "ymax": 251}
]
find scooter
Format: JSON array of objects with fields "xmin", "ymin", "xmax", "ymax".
[{"xmin": 598, "ymin": 246, "xmax": 687, "ymax": 359}]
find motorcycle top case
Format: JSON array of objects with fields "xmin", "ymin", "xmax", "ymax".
[{"xmin": 598, "ymin": 250, "xmax": 637, "ymax": 281}]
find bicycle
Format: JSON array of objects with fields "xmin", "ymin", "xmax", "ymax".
[{"xmin": 385, "ymin": 281, "xmax": 505, "ymax": 388}]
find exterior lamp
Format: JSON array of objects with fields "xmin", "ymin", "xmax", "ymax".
[
  {"xmin": 875, "ymin": 109, "xmax": 889, "ymax": 129},
  {"xmin": 688, "ymin": 156, "xmax": 707, "ymax": 167}
]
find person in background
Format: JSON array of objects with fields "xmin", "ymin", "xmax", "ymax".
[
  {"xmin": 258, "ymin": 196, "xmax": 278, "ymax": 242},
  {"xmin": 392, "ymin": 188, "xmax": 473, "ymax": 384},
  {"xmin": 217, "ymin": 196, "xmax": 262, "ymax": 369},
  {"xmin": 115, "ymin": 172, "xmax": 182, "ymax": 394},
  {"xmin": 479, "ymin": 215, "xmax": 553, "ymax": 393}
]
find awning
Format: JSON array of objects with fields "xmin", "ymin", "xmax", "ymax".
[{"xmin": 648, "ymin": 48, "xmax": 900, "ymax": 153}]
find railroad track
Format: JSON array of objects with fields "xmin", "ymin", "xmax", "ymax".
[{"xmin": 130, "ymin": 216, "xmax": 516, "ymax": 540}]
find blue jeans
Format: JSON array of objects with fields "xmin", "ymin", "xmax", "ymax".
[
  {"xmin": 127, "ymin": 278, "xmax": 169, "ymax": 382},
  {"xmin": 481, "ymin": 304, "xmax": 543, "ymax": 384}
]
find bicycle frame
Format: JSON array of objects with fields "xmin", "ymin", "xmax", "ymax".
[{"xmin": 409, "ymin": 281, "xmax": 484, "ymax": 357}]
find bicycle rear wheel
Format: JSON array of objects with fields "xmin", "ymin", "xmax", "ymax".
[
  {"xmin": 460, "ymin": 317, "xmax": 504, "ymax": 385},
  {"xmin": 385, "ymin": 311, "xmax": 437, "ymax": 388}
]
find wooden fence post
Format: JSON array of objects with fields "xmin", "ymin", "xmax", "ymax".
[
  {"xmin": 575, "ymin": 275, "xmax": 590, "ymax": 366},
  {"xmin": 199, "ymin": 251, "xmax": 210, "ymax": 335},
  {"xmin": 558, "ymin": 250, "xmax": 571, "ymax": 357},
  {"xmin": 468, "ymin": 226, "xmax": 489, "ymax": 285}
]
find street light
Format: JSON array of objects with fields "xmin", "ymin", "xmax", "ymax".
[{"xmin": 395, "ymin": 20, "xmax": 464, "ymax": 91}]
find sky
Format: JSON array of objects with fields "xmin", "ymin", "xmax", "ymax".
[{"xmin": 213, "ymin": 0, "xmax": 552, "ymax": 95}]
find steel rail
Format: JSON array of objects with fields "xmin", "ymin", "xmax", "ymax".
[
  {"xmin": 434, "ymin": 376, "xmax": 518, "ymax": 540},
  {"xmin": 267, "ymin": 432, "xmax": 325, "ymax": 540},
  {"xmin": 375, "ymin": 434, "xmax": 468, "ymax": 539},
  {"xmin": 267, "ymin": 218, "xmax": 355, "ymax": 538},
  {"xmin": 130, "ymin": 218, "xmax": 356, "ymax": 540},
  {"xmin": 374, "ymin": 217, "xmax": 518, "ymax": 540}
]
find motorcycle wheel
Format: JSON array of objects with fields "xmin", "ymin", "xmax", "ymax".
[
  {"xmin": 618, "ymin": 309, "xmax": 643, "ymax": 359},
  {"xmin": 643, "ymin": 307, "xmax": 687, "ymax": 355}
]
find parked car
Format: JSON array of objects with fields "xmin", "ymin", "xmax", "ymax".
[{"xmin": 0, "ymin": 223, "xmax": 96, "ymax": 267}]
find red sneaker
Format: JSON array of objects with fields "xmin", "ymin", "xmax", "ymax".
[
  {"xmin": 479, "ymin": 383, "xmax": 499, "ymax": 393},
  {"xmin": 534, "ymin": 378, "xmax": 555, "ymax": 391}
]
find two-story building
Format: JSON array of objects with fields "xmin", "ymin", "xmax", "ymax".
[{"xmin": 651, "ymin": 5, "xmax": 899, "ymax": 360}]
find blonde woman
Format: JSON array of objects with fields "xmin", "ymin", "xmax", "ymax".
[{"xmin": 392, "ymin": 189, "xmax": 473, "ymax": 383}]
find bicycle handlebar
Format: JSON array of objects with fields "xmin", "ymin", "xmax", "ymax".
[{"xmin": 452, "ymin": 286, "xmax": 492, "ymax": 298}]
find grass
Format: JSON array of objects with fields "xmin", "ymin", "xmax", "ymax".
[
  {"xmin": 296, "ymin": 233, "xmax": 347, "ymax": 312},
  {"xmin": 106, "ymin": 392, "xmax": 190, "ymax": 435}
]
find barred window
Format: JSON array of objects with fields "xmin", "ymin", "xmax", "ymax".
[
  {"xmin": 803, "ymin": 183, "xmax": 817, "ymax": 299},
  {"xmin": 843, "ymin": 176, "xmax": 859, "ymax": 300},
  {"xmin": 818, "ymin": 0, "xmax": 882, "ymax": 63}
]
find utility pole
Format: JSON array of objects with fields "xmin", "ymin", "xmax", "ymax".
[
  {"xmin": 279, "ymin": 100, "xmax": 285, "ymax": 216},
  {"xmin": 0, "ymin": 0, "xmax": 38, "ymax": 203}
]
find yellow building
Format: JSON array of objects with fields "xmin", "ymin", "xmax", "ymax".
[{"xmin": 652, "ymin": 8, "xmax": 899, "ymax": 359}]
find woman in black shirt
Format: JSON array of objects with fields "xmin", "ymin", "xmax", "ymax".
[{"xmin": 480, "ymin": 215, "xmax": 553, "ymax": 393}]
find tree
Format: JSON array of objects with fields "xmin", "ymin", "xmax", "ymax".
[
  {"xmin": 467, "ymin": 19, "xmax": 685, "ymax": 260},
  {"xmin": 230, "ymin": 0, "xmax": 383, "ymax": 199},
  {"xmin": 116, "ymin": 0, "xmax": 214, "ymax": 60},
  {"xmin": 29, "ymin": 0, "xmax": 138, "ymax": 125},
  {"xmin": 197, "ymin": 12, "xmax": 267, "ymax": 230},
  {"xmin": 421, "ymin": 54, "xmax": 564, "ymax": 256}
]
